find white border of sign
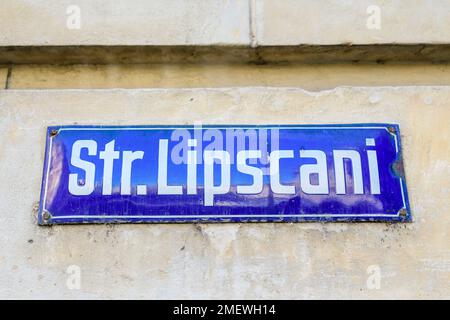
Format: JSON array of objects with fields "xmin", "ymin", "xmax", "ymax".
[{"xmin": 41, "ymin": 125, "xmax": 408, "ymax": 221}]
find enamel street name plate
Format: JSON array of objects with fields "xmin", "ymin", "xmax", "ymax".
[{"xmin": 38, "ymin": 124, "xmax": 411, "ymax": 224}]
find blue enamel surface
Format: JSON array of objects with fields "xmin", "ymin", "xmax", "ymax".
[{"xmin": 38, "ymin": 124, "xmax": 411, "ymax": 224}]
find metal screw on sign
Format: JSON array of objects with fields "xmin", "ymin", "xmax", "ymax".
[{"xmin": 42, "ymin": 211, "xmax": 52, "ymax": 222}]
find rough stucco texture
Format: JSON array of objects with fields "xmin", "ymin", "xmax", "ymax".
[
  {"xmin": 0, "ymin": 87, "xmax": 449, "ymax": 299},
  {"xmin": 256, "ymin": 0, "xmax": 450, "ymax": 45},
  {"xmin": 0, "ymin": 0, "xmax": 250, "ymax": 45},
  {"xmin": 0, "ymin": 67, "xmax": 7, "ymax": 89},
  {"xmin": 6, "ymin": 63, "xmax": 450, "ymax": 90},
  {"xmin": 1, "ymin": 0, "xmax": 449, "ymax": 46}
]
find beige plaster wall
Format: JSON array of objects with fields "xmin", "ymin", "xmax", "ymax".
[
  {"xmin": 6, "ymin": 63, "xmax": 450, "ymax": 90},
  {"xmin": 0, "ymin": 0, "xmax": 449, "ymax": 301},
  {"xmin": 1, "ymin": 0, "xmax": 449, "ymax": 47},
  {"xmin": 0, "ymin": 66, "xmax": 8, "ymax": 89},
  {"xmin": 0, "ymin": 87, "xmax": 448, "ymax": 299},
  {"xmin": 256, "ymin": 0, "xmax": 450, "ymax": 45},
  {"xmin": 0, "ymin": 0, "xmax": 250, "ymax": 46}
]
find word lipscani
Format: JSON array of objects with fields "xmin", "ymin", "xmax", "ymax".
[{"xmin": 67, "ymin": 137, "xmax": 380, "ymax": 206}]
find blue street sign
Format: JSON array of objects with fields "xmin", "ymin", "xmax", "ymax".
[{"xmin": 38, "ymin": 124, "xmax": 411, "ymax": 224}]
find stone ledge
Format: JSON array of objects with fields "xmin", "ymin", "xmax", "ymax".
[
  {"xmin": 1, "ymin": 1, "xmax": 448, "ymax": 47},
  {"xmin": 1, "ymin": 44, "xmax": 450, "ymax": 64}
]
